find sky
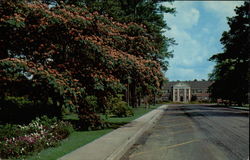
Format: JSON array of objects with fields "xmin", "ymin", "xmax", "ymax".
[{"xmin": 162, "ymin": 1, "xmax": 244, "ymax": 81}]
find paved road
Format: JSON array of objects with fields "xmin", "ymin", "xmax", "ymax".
[{"xmin": 121, "ymin": 104, "xmax": 249, "ymax": 160}]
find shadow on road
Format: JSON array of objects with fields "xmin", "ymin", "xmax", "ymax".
[{"xmin": 165, "ymin": 105, "xmax": 249, "ymax": 118}]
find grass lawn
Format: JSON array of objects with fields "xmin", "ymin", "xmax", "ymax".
[{"xmin": 26, "ymin": 105, "xmax": 161, "ymax": 160}]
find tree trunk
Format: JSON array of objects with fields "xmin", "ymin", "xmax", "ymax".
[
  {"xmin": 138, "ymin": 93, "xmax": 141, "ymax": 107},
  {"xmin": 130, "ymin": 82, "xmax": 137, "ymax": 108}
]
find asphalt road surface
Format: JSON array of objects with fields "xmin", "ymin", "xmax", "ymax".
[{"xmin": 121, "ymin": 104, "xmax": 249, "ymax": 160}]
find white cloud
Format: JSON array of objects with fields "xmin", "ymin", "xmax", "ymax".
[
  {"xmin": 202, "ymin": 1, "xmax": 244, "ymax": 17},
  {"xmin": 164, "ymin": 25, "xmax": 207, "ymax": 67},
  {"xmin": 166, "ymin": 68, "xmax": 203, "ymax": 81},
  {"xmin": 162, "ymin": 2, "xmax": 206, "ymax": 81},
  {"xmin": 202, "ymin": 27, "xmax": 209, "ymax": 33},
  {"xmin": 206, "ymin": 64, "xmax": 215, "ymax": 75},
  {"xmin": 202, "ymin": 1, "xmax": 244, "ymax": 31},
  {"xmin": 163, "ymin": 1, "xmax": 200, "ymax": 29},
  {"xmin": 162, "ymin": 1, "xmax": 242, "ymax": 81}
]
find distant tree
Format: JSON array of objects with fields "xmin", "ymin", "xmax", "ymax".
[{"xmin": 209, "ymin": 2, "xmax": 250, "ymax": 105}]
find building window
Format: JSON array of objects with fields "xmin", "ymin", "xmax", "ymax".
[{"xmin": 196, "ymin": 89, "xmax": 202, "ymax": 93}]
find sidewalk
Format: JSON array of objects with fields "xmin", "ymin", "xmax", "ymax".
[{"xmin": 58, "ymin": 105, "xmax": 168, "ymax": 160}]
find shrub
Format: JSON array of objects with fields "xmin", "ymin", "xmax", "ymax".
[
  {"xmin": 77, "ymin": 108, "xmax": 106, "ymax": 130},
  {"xmin": 0, "ymin": 116, "xmax": 74, "ymax": 159},
  {"xmin": 0, "ymin": 124, "xmax": 25, "ymax": 141},
  {"xmin": 0, "ymin": 96, "xmax": 35, "ymax": 123},
  {"xmin": 191, "ymin": 95, "xmax": 197, "ymax": 101},
  {"xmin": 107, "ymin": 95, "xmax": 134, "ymax": 117}
]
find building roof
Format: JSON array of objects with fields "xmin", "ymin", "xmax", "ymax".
[
  {"xmin": 163, "ymin": 80, "xmax": 213, "ymax": 90},
  {"xmin": 173, "ymin": 82, "xmax": 190, "ymax": 88}
]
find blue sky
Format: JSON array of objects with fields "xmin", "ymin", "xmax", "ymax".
[{"xmin": 162, "ymin": 1, "xmax": 244, "ymax": 81}]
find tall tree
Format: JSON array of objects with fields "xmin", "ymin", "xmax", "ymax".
[
  {"xmin": 0, "ymin": 0, "xmax": 175, "ymax": 127},
  {"xmin": 209, "ymin": 2, "xmax": 250, "ymax": 105},
  {"xmin": 78, "ymin": 0, "xmax": 176, "ymax": 107}
]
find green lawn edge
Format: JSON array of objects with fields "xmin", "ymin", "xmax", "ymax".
[{"xmin": 26, "ymin": 105, "xmax": 161, "ymax": 160}]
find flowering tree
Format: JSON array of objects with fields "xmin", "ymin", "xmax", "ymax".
[{"xmin": 0, "ymin": 0, "xmax": 174, "ymax": 127}]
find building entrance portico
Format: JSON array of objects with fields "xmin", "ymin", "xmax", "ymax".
[
  {"xmin": 160, "ymin": 80, "xmax": 213, "ymax": 102},
  {"xmin": 173, "ymin": 83, "xmax": 191, "ymax": 102}
]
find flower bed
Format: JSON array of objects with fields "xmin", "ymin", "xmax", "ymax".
[{"xmin": 0, "ymin": 116, "xmax": 73, "ymax": 159}]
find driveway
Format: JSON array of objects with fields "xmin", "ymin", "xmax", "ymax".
[{"xmin": 121, "ymin": 104, "xmax": 249, "ymax": 160}]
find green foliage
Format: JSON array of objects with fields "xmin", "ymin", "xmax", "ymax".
[
  {"xmin": 0, "ymin": 124, "xmax": 24, "ymax": 140},
  {"xmin": 2, "ymin": 96, "xmax": 33, "ymax": 108},
  {"xmin": 0, "ymin": 58, "xmax": 84, "ymax": 123},
  {"xmin": 107, "ymin": 95, "xmax": 134, "ymax": 117},
  {"xmin": 77, "ymin": 109, "xmax": 106, "ymax": 130},
  {"xmin": 209, "ymin": 2, "xmax": 249, "ymax": 105},
  {"xmin": 5, "ymin": 18, "xmax": 25, "ymax": 28},
  {"xmin": 85, "ymin": 95, "xmax": 98, "ymax": 112}
]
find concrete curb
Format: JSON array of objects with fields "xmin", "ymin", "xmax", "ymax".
[
  {"xmin": 228, "ymin": 107, "xmax": 249, "ymax": 111},
  {"xmin": 106, "ymin": 105, "xmax": 167, "ymax": 160},
  {"xmin": 58, "ymin": 105, "xmax": 168, "ymax": 160}
]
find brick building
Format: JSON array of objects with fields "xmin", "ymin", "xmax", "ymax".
[{"xmin": 161, "ymin": 80, "xmax": 213, "ymax": 102}]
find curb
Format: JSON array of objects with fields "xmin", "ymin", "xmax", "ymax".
[
  {"xmin": 228, "ymin": 107, "xmax": 249, "ymax": 111},
  {"xmin": 58, "ymin": 105, "xmax": 167, "ymax": 160},
  {"xmin": 106, "ymin": 104, "xmax": 167, "ymax": 160}
]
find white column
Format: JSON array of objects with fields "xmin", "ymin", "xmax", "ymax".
[
  {"xmin": 184, "ymin": 88, "xmax": 187, "ymax": 102},
  {"xmin": 188, "ymin": 88, "xmax": 191, "ymax": 101},
  {"xmin": 177, "ymin": 89, "xmax": 180, "ymax": 102},
  {"xmin": 173, "ymin": 88, "xmax": 175, "ymax": 102}
]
